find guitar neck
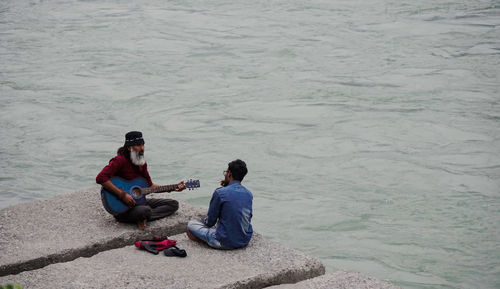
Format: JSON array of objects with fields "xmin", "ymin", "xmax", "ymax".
[{"xmin": 141, "ymin": 184, "xmax": 178, "ymax": 196}]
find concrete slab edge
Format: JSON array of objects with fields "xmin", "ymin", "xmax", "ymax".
[
  {"xmin": 264, "ymin": 270, "xmax": 402, "ymax": 289},
  {"xmin": 220, "ymin": 265, "xmax": 326, "ymax": 289},
  {"xmin": 0, "ymin": 221, "xmax": 190, "ymax": 277}
]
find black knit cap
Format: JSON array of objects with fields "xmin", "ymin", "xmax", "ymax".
[{"xmin": 124, "ymin": 131, "xmax": 145, "ymax": 147}]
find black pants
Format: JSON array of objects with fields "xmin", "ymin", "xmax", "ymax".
[{"xmin": 115, "ymin": 198, "xmax": 179, "ymax": 223}]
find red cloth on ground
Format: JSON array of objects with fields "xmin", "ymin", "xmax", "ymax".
[{"xmin": 135, "ymin": 239, "xmax": 177, "ymax": 251}]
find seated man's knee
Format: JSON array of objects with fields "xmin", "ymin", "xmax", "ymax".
[
  {"xmin": 187, "ymin": 219, "xmax": 205, "ymax": 231},
  {"xmin": 187, "ymin": 220, "xmax": 197, "ymax": 230},
  {"xmin": 136, "ymin": 206, "xmax": 152, "ymax": 220},
  {"xmin": 170, "ymin": 199, "xmax": 179, "ymax": 211}
]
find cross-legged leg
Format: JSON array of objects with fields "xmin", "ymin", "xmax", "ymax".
[
  {"xmin": 187, "ymin": 220, "xmax": 230, "ymax": 249},
  {"xmin": 147, "ymin": 198, "xmax": 179, "ymax": 221},
  {"xmin": 115, "ymin": 205, "xmax": 152, "ymax": 229}
]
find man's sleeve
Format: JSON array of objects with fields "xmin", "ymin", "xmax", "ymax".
[
  {"xmin": 96, "ymin": 156, "xmax": 122, "ymax": 184},
  {"xmin": 204, "ymin": 190, "xmax": 221, "ymax": 227}
]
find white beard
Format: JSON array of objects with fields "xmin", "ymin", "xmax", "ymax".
[{"xmin": 130, "ymin": 150, "xmax": 146, "ymax": 166}]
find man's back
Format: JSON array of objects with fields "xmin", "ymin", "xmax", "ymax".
[
  {"xmin": 207, "ymin": 181, "xmax": 253, "ymax": 248},
  {"xmin": 187, "ymin": 159, "xmax": 252, "ymax": 249}
]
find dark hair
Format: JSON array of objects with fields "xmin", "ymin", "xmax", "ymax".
[
  {"xmin": 228, "ymin": 159, "xmax": 248, "ymax": 181},
  {"xmin": 117, "ymin": 146, "xmax": 131, "ymax": 159}
]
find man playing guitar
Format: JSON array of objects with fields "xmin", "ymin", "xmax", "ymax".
[{"xmin": 96, "ymin": 131, "xmax": 186, "ymax": 230}]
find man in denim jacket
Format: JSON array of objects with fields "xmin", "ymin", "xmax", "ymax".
[{"xmin": 187, "ymin": 159, "xmax": 253, "ymax": 249}]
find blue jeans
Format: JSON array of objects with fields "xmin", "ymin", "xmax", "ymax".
[{"xmin": 187, "ymin": 220, "xmax": 231, "ymax": 249}]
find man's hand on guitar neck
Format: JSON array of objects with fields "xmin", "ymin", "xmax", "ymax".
[
  {"xmin": 151, "ymin": 181, "xmax": 185, "ymax": 191},
  {"xmin": 176, "ymin": 180, "xmax": 186, "ymax": 191}
]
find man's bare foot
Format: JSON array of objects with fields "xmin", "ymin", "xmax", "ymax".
[
  {"xmin": 186, "ymin": 229, "xmax": 203, "ymax": 243},
  {"xmin": 137, "ymin": 220, "xmax": 147, "ymax": 230}
]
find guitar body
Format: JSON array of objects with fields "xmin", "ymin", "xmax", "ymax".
[{"xmin": 100, "ymin": 176, "xmax": 149, "ymax": 216}]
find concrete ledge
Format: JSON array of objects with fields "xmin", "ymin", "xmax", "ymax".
[
  {"xmin": 0, "ymin": 190, "xmax": 400, "ymax": 289},
  {"xmin": 267, "ymin": 271, "xmax": 401, "ymax": 289},
  {"xmin": 0, "ymin": 187, "xmax": 206, "ymax": 276},
  {"xmin": 0, "ymin": 233, "xmax": 325, "ymax": 289}
]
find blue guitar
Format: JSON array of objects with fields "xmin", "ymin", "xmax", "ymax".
[{"xmin": 100, "ymin": 176, "xmax": 200, "ymax": 216}]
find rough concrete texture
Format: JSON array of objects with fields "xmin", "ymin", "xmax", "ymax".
[
  {"xmin": 0, "ymin": 187, "xmax": 206, "ymax": 276},
  {"xmin": 267, "ymin": 271, "xmax": 401, "ymax": 289},
  {"xmin": 0, "ymin": 233, "xmax": 325, "ymax": 289}
]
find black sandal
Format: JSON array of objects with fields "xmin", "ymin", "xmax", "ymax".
[{"xmin": 164, "ymin": 246, "xmax": 187, "ymax": 257}]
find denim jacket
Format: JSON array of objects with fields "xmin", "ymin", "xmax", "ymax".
[{"xmin": 204, "ymin": 181, "xmax": 253, "ymax": 248}]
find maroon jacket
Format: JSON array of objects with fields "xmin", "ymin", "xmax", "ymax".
[{"xmin": 96, "ymin": 155, "xmax": 153, "ymax": 186}]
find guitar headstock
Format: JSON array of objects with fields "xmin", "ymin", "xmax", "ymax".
[{"xmin": 185, "ymin": 179, "xmax": 200, "ymax": 190}]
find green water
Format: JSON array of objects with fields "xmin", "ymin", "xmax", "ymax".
[{"xmin": 1, "ymin": 0, "xmax": 499, "ymax": 288}]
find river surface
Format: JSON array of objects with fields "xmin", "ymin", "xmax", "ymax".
[{"xmin": 1, "ymin": 0, "xmax": 499, "ymax": 288}]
